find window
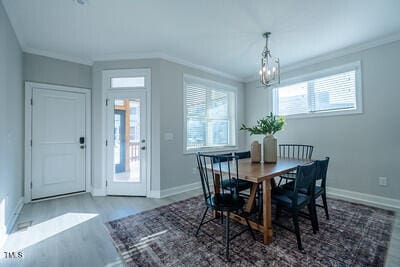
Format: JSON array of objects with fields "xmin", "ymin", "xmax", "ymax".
[
  {"xmin": 273, "ymin": 62, "xmax": 362, "ymax": 118},
  {"xmin": 111, "ymin": 77, "xmax": 145, "ymax": 88},
  {"xmin": 184, "ymin": 75, "xmax": 237, "ymax": 152}
]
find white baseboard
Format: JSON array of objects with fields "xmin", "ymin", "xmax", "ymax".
[
  {"xmin": 160, "ymin": 181, "xmax": 202, "ymax": 198},
  {"xmin": 6, "ymin": 197, "xmax": 24, "ymax": 234},
  {"xmin": 147, "ymin": 182, "xmax": 202, "ymax": 199},
  {"xmin": 147, "ymin": 190, "xmax": 161, "ymax": 198},
  {"xmin": 327, "ymin": 187, "xmax": 400, "ymax": 211},
  {"xmin": 91, "ymin": 187, "xmax": 106, "ymax": 197}
]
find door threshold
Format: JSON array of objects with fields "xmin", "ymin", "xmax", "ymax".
[{"xmin": 31, "ymin": 191, "xmax": 87, "ymax": 203}]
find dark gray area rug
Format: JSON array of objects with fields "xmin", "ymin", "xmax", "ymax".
[{"xmin": 105, "ymin": 195, "xmax": 394, "ymax": 266}]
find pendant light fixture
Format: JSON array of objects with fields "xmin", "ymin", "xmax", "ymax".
[{"xmin": 259, "ymin": 32, "xmax": 280, "ymax": 87}]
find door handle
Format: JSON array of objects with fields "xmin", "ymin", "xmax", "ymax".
[
  {"xmin": 141, "ymin": 146, "xmax": 146, "ymax": 150},
  {"xmin": 79, "ymin": 137, "xmax": 85, "ymax": 144}
]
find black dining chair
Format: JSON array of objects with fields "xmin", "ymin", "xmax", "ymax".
[
  {"xmin": 272, "ymin": 161, "xmax": 318, "ymax": 251},
  {"xmin": 221, "ymin": 152, "xmax": 252, "ymax": 196},
  {"xmin": 278, "ymin": 144, "xmax": 314, "ymax": 186},
  {"xmin": 195, "ymin": 153, "xmax": 255, "ymax": 261},
  {"xmin": 234, "ymin": 151, "xmax": 251, "ymax": 159},
  {"xmin": 282, "ymin": 157, "xmax": 330, "ymax": 223}
]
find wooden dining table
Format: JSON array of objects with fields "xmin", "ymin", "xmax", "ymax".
[{"xmin": 206, "ymin": 157, "xmax": 310, "ymax": 244}]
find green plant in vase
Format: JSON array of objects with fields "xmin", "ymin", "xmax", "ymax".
[{"xmin": 240, "ymin": 112, "xmax": 285, "ymax": 163}]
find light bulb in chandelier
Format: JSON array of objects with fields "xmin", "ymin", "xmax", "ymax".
[{"xmin": 259, "ymin": 32, "xmax": 280, "ymax": 88}]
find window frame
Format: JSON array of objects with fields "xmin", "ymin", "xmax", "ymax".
[
  {"xmin": 183, "ymin": 74, "xmax": 238, "ymax": 154},
  {"xmin": 271, "ymin": 61, "xmax": 363, "ymax": 119}
]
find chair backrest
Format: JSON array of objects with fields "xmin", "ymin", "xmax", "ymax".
[
  {"xmin": 196, "ymin": 153, "xmax": 240, "ymax": 204},
  {"xmin": 234, "ymin": 151, "xmax": 251, "ymax": 159},
  {"xmin": 279, "ymin": 144, "xmax": 314, "ymax": 160},
  {"xmin": 316, "ymin": 157, "xmax": 330, "ymax": 188},
  {"xmin": 290, "ymin": 162, "xmax": 317, "ymax": 205},
  {"xmin": 212, "ymin": 153, "xmax": 232, "ymax": 163}
]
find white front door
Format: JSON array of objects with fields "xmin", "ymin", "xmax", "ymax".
[
  {"xmin": 106, "ymin": 91, "xmax": 147, "ymax": 196},
  {"xmin": 31, "ymin": 88, "xmax": 86, "ymax": 199}
]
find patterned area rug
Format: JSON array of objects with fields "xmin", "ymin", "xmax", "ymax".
[{"xmin": 105, "ymin": 195, "xmax": 394, "ymax": 266}]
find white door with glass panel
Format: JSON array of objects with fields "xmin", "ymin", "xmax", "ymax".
[
  {"xmin": 31, "ymin": 88, "xmax": 86, "ymax": 199},
  {"xmin": 106, "ymin": 91, "xmax": 147, "ymax": 196}
]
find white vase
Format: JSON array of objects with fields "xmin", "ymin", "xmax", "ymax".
[{"xmin": 263, "ymin": 135, "xmax": 277, "ymax": 163}]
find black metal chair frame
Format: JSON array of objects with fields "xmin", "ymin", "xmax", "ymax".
[
  {"xmin": 195, "ymin": 153, "xmax": 255, "ymax": 261},
  {"xmin": 273, "ymin": 162, "xmax": 318, "ymax": 251},
  {"xmin": 278, "ymin": 144, "xmax": 314, "ymax": 186},
  {"xmin": 314, "ymin": 157, "xmax": 330, "ymax": 220}
]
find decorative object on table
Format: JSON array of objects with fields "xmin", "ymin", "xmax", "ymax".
[
  {"xmin": 240, "ymin": 112, "xmax": 285, "ymax": 163},
  {"xmin": 259, "ymin": 32, "xmax": 280, "ymax": 88},
  {"xmin": 250, "ymin": 141, "xmax": 261, "ymax": 163}
]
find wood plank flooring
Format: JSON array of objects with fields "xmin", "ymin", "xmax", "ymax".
[{"xmin": 1, "ymin": 190, "xmax": 398, "ymax": 267}]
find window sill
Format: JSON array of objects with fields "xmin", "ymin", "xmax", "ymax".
[{"xmin": 282, "ymin": 108, "xmax": 363, "ymax": 120}]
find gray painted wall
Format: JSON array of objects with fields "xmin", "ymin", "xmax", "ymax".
[
  {"xmin": 158, "ymin": 59, "xmax": 246, "ymax": 190},
  {"xmin": 23, "ymin": 53, "xmax": 92, "ymax": 89},
  {"xmin": 245, "ymin": 40, "xmax": 400, "ymax": 200},
  {"xmin": 91, "ymin": 58, "xmax": 246, "ymax": 193},
  {"xmin": 0, "ymin": 2, "xmax": 23, "ymax": 240}
]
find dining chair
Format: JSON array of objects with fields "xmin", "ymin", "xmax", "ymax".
[
  {"xmin": 272, "ymin": 161, "xmax": 318, "ymax": 251},
  {"xmin": 234, "ymin": 151, "xmax": 251, "ymax": 159},
  {"xmin": 221, "ymin": 152, "xmax": 252, "ymax": 196},
  {"xmin": 278, "ymin": 144, "xmax": 314, "ymax": 185},
  {"xmin": 195, "ymin": 153, "xmax": 255, "ymax": 261},
  {"xmin": 281, "ymin": 157, "xmax": 330, "ymax": 223}
]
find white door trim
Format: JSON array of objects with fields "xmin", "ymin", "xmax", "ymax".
[
  {"xmin": 24, "ymin": 82, "xmax": 92, "ymax": 203},
  {"xmin": 101, "ymin": 69, "xmax": 152, "ymax": 197}
]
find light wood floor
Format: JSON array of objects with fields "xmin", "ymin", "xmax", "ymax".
[{"xmin": 1, "ymin": 190, "xmax": 399, "ymax": 267}]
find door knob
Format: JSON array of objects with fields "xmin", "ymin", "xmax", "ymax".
[{"xmin": 141, "ymin": 146, "xmax": 146, "ymax": 150}]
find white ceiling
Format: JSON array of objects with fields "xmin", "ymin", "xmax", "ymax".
[{"xmin": 3, "ymin": 0, "xmax": 400, "ymax": 80}]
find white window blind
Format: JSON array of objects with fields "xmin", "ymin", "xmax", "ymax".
[
  {"xmin": 184, "ymin": 75, "xmax": 236, "ymax": 152},
  {"xmin": 273, "ymin": 62, "xmax": 361, "ymax": 117}
]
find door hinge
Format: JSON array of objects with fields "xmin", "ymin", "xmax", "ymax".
[
  {"xmin": 105, "ymin": 140, "xmax": 108, "ymax": 146},
  {"xmin": 30, "ymin": 140, "xmax": 32, "ymax": 146},
  {"xmin": 30, "ymin": 181, "xmax": 32, "ymax": 189},
  {"xmin": 105, "ymin": 99, "xmax": 109, "ymax": 106},
  {"xmin": 106, "ymin": 180, "xmax": 108, "ymax": 187},
  {"xmin": 30, "ymin": 98, "xmax": 33, "ymax": 105}
]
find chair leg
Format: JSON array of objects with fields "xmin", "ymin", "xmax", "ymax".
[
  {"xmin": 258, "ymin": 186, "xmax": 262, "ymax": 222},
  {"xmin": 307, "ymin": 203, "xmax": 317, "ymax": 234},
  {"xmin": 276, "ymin": 204, "xmax": 282, "ymax": 220},
  {"xmin": 241, "ymin": 208, "xmax": 255, "ymax": 240},
  {"xmin": 292, "ymin": 211, "xmax": 303, "ymax": 251},
  {"xmin": 313, "ymin": 199, "xmax": 319, "ymax": 232},
  {"xmin": 225, "ymin": 211, "xmax": 230, "ymax": 261},
  {"xmin": 322, "ymin": 192, "xmax": 330, "ymax": 220},
  {"xmin": 195, "ymin": 207, "xmax": 208, "ymax": 237}
]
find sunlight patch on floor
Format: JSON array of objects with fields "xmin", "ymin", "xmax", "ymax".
[{"xmin": 3, "ymin": 212, "xmax": 98, "ymax": 251}]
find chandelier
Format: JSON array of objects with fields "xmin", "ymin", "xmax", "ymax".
[{"xmin": 259, "ymin": 32, "xmax": 280, "ymax": 87}]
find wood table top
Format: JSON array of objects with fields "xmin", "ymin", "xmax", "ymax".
[{"xmin": 207, "ymin": 158, "xmax": 311, "ymax": 183}]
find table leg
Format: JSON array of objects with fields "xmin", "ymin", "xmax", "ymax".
[
  {"xmin": 244, "ymin": 183, "xmax": 259, "ymax": 213},
  {"xmin": 262, "ymin": 180, "xmax": 273, "ymax": 244},
  {"xmin": 213, "ymin": 173, "xmax": 220, "ymax": 218}
]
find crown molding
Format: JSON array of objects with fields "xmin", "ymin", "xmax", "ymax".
[
  {"xmin": 22, "ymin": 47, "xmax": 243, "ymax": 82},
  {"xmin": 94, "ymin": 52, "xmax": 244, "ymax": 82},
  {"xmin": 244, "ymin": 31, "xmax": 400, "ymax": 83},
  {"xmin": 23, "ymin": 47, "xmax": 93, "ymax": 66}
]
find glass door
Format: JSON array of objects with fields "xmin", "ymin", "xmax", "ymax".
[{"xmin": 106, "ymin": 91, "xmax": 147, "ymax": 196}]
